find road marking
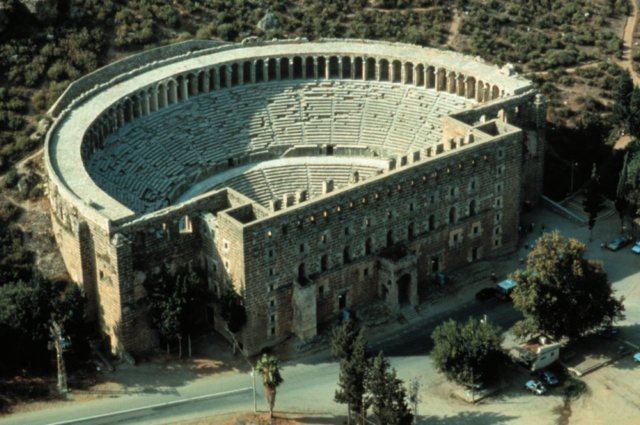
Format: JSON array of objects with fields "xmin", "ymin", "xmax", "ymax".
[{"xmin": 47, "ymin": 387, "xmax": 252, "ymax": 425}]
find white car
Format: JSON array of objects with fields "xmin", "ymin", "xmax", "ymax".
[{"xmin": 631, "ymin": 242, "xmax": 640, "ymax": 255}]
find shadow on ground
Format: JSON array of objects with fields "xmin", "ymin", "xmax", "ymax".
[{"xmin": 417, "ymin": 411, "xmax": 519, "ymax": 424}]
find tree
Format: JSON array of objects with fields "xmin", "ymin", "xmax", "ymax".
[
  {"xmin": 255, "ymin": 353, "xmax": 283, "ymax": 419},
  {"xmin": 612, "ymin": 69, "xmax": 633, "ymax": 125},
  {"xmin": 332, "ymin": 319, "xmax": 369, "ymax": 424},
  {"xmin": 511, "ymin": 232, "xmax": 625, "ymax": 340},
  {"xmin": 365, "ymin": 353, "xmax": 413, "ymax": 425},
  {"xmin": 615, "ymin": 151, "xmax": 630, "ymax": 232},
  {"xmin": 583, "ymin": 164, "xmax": 604, "ymax": 241},
  {"xmin": 431, "ymin": 318, "xmax": 504, "ymax": 387},
  {"xmin": 629, "ymin": 87, "xmax": 640, "ymax": 138}
]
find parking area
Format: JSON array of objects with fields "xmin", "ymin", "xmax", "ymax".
[{"xmin": 407, "ymin": 206, "xmax": 640, "ymax": 425}]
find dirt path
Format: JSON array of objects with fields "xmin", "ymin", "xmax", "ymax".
[
  {"xmin": 619, "ymin": 0, "xmax": 640, "ymax": 85},
  {"xmin": 447, "ymin": 9, "xmax": 461, "ymax": 47}
]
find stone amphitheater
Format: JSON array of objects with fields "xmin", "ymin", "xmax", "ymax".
[{"xmin": 45, "ymin": 39, "xmax": 546, "ymax": 355}]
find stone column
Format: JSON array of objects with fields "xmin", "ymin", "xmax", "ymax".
[
  {"xmin": 413, "ymin": 66, "xmax": 420, "ymax": 86},
  {"xmin": 150, "ymin": 87, "xmax": 158, "ymax": 112},
  {"xmin": 170, "ymin": 81, "xmax": 178, "ymax": 103},
  {"xmin": 263, "ymin": 61, "xmax": 269, "ymax": 81},
  {"xmin": 225, "ymin": 66, "xmax": 232, "ymax": 87},
  {"xmin": 324, "ymin": 56, "xmax": 330, "ymax": 79},
  {"xmin": 401, "ymin": 63, "xmax": 407, "ymax": 84},
  {"xmin": 161, "ymin": 84, "xmax": 168, "ymax": 107},
  {"xmin": 250, "ymin": 61, "xmax": 257, "ymax": 83},
  {"xmin": 203, "ymin": 71, "xmax": 210, "ymax": 92},
  {"xmin": 313, "ymin": 56, "xmax": 318, "ymax": 79},
  {"xmin": 117, "ymin": 105, "xmax": 125, "ymax": 127},
  {"xmin": 214, "ymin": 67, "xmax": 221, "ymax": 89},
  {"xmin": 276, "ymin": 57, "xmax": 282, "ymax": 80},
  {"xmin": 338, "ymin": 57, "xmax": 344, "ymax": 79},
  {"xmin": 302, "ymin": 58, "xmax": 307, "ymax": 79},
  {"xmin": 288, "ymin": 58, "xmax": 294, "ymax": 79},
  {"xmin": 181, "ymin": 77, "xmax": 189, "ymax": 100},
  {"xmin": 363, "ymin": 57, "xmax": 368, "ymax": 80},
  {"xmin": 375, "ymin": 59, "xmax": 381, "ymax": 81},
  {"xmin": 350, "ymin": 57, "xmax": 356, "ymax": 79},
  {"xmin": 143, "ymin": 92, "xmax": 150, "ymax": 115}
]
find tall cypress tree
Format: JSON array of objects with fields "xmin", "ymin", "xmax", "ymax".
[
  {"xmin": 332, "ymin": 319, "xmax": 369, "ymax": 423},
  {"xmin": 613, "ymin": 70, "xmax": 633, "ymax": 125},
  {"xmin": 365, "ymin": 352, "xmax": 413, "ymax": 425},
  {"xmin": 583, "ymin": 164, "xmax": 604, "ymax": 241}
]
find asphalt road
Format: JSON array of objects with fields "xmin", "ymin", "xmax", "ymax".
[{"xmin": 0, "ymin": 299, "xmax": 520, "ymax": 425}]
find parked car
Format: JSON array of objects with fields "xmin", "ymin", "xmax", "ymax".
[
  {"xmin": 538, "ymin": 370, "xmax": 559, "ymax": 387},
  {"xmin": 596, "ymin": 324, "xmax": 619, "ymax": 339},
  {"xmin": 525, "ymin": 379, "xmax": 547, "ymax": 395},
  {"xmin": 633, "ymin": 353, "xmax": 640, "ymax": 363},
  {"xmin": 495, "ymin": 279, "xmax": 517, "ymax": 301},
  {"xmin": 631, "ymin": 241, "xmax": 640, "ymax": 255},
  {"xmin": 606, "ymin": 235, "xmax": 633, "ymax": 251},
  {"xmin": 475, "ymin": 287, "xmax": 496, "ymax": 301}
]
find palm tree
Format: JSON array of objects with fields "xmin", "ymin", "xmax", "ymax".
[{"xmin": 255, "ymin": 353, "xmax": 283, "ymax": 419}]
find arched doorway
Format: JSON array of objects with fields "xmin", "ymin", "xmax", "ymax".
[{"xmin": 397, "ymin": 274, "xmax": 411, "ymax": 305}]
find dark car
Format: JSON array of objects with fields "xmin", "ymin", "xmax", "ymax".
[
  {"xmin": 538, "ymin": 370, "xmax": 559, "ymax": 387},
  {"xmin": 475, "ymin": 287, "xmax": 496, "ymax": 301},
  {"xmin": 606, "ymin": 235, "xmax": 633, "ymax": 251}
]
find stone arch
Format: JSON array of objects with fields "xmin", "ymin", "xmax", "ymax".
[
  {"xmin": 407, "ymin": 222, "xmax": 415, "ymax": 240},
  {"xmin": 328, "ymin": 56, "xmax": 340, "ymax": 78},
  {"xmin": 354, "ymin": 57, "xmax": 364, "ymax": 79},
  {"xmin": 428, "ymin": 214, "xmax": 435, "ymax": 231},
  {"xmin": 449, "ymin": 207, "xmax": 456, "ymax": 224},
  {"xmin": 397, "ymin": 273, "xmax": 411, "ymax": 305},
  {"xmin": 298, "ymin": 262, "xmax": 306, "ymax": 280},
  {"xmin": 343, "ymin": 246, "xmax": 351, "ymax": 264},
  {"xmin": 176, "ymin": 75, "xmax": 186, "ymax": 101},
  {"xmin": 157, "ymin": 83, "xmax": 167, "ymax": 108},
  {"xmin": 415, "ymin": 64, "xmax": 424, "ymax": 86},
  {"xmin": 208, "ymin": 68, "xmax": 217, "ymax": 89},
  {"xmin": 267, "ymin": 58, "xmax": 277, "ymax": 81},
  {"xmin": 280, "ymin": 57, "xmax": 290, "ymax": 79},
  {"xmin": 292, "ymin": 56, "xmax": 303, "ymax": 78},
  {"xmin": 230, "ymin": 63, "xmax": 240, "ymax": 86},
  {"xmin": 392, "ymin": 60, "xmax": 402, "ymax": 82},
  {"xmin": 386, "ymin": 229, "xmax": 394, "ymax": 247},
  {"xmin": 242, "ymin": 61, "xmax": 252, "ymax": 83},
  {"xmin": 255, "ymin": 59, "xmax": 265, "ymax": 82},
  {"xmin": 447, "ymin": 71, "xmax": 457, "ymax": 94},
  {"xmin": 342, "ymin": 56, "xmax": 352, "ymax": 79},
  {"xmin": 366, "ymin": 57, "xmax": 376, "ymax": 80},
  {"xmin": 426, "ymin": 66, "xmax": 436, "ymax": 88},
  {"xmin": 317, "ymin": 56, "xmax": 327, "ymax": 79},
  {"xmin": 365, "ymin": 237, "xmax": 373, "ymax": 255},
  {"xmin": 197, "ymin": 71, "xmax": 206, "ymax": 93},
  {"xmin": 403, "ymin": 62, "xmax": 413, "ymax": 84},
  {"xmin": 436, "ymin": 68, "xmax": 447, "ymax": 91},
  {"xmin": 123, "ymin": 97, "xmax": 133, "ymax": 122},
  {"xmin": 466, "ymin": 76, "xmax": 476, "ymax": 99},
  {"xmin": 379, "ymin": 58, "xmax": 390, "ymax": 81},
  {"xmin": 492, "ymin": 85, "xmax": 500, "ymax": 100},
  {"xmin": 219, "ymin": 64, "xmax": 228, "ymax": 87},
  {"xmin": 305, "ymin": 56, "xmax": 315, "ymax": 78},
  {"xmin": 469, "ymin": 199, "xmax": 476, "ymax": 216}
]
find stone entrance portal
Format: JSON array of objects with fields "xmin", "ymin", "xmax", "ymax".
[{"xmin": 379, "ymin": 248, "xmax": 418, "ymax": 311}]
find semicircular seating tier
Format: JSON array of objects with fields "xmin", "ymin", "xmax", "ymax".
[{"xmin": 86, "ymin": 80, "xmax": 474, "ymax": 213}]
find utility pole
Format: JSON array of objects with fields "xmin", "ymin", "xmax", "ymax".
[
  {"xmin": 408, "ymin": 378, "xmax": 421, "ymax": 424},
  {"xmin": 50, "ymin": 321, "xmax": 69, "ymax": 396}
]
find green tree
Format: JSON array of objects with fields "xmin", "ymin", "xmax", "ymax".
[
  {"xmin": 511, "ymin": 232, "xmax": 625, "ymax": 340},
  {"xmin": 583, "ymin": 164, "xmax": 604, "ymax": 241},
  {"xmin": 255, "ymin": 353, "xmax": 283, "ymax": 419},
  {"xmin": 332, "ymin": 319, "xmax": 369, "ymax": 423},
  {"xmin": 431, "ymin": 318, "xmax": 504, "ymax": 387},
  {"xmin": 612, "ymin": 69, "xmax": 633, "ymax": 124},
  {"xmin": 629, "ymin": 87, "xmax": 640, "ymax": 138},
  {"xmin": 365, "ymin": 352, "xmax": 413, "ymax": 425}
]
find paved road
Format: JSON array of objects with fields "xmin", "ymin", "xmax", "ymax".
[{"xmin": 0, "ymin": 299, "xmax": 520, "ymax": 425}]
